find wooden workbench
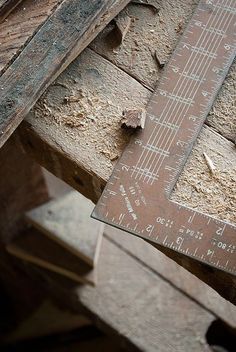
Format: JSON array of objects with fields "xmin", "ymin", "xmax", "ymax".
[{"xmin": 0, "ymin": 0, "xmax": 236, "ymax": 350}]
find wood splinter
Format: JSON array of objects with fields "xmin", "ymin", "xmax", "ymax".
[
  {"xmin": 121, "ymin": 108, "xmax": 146, "ymax": 130},
  {"xmin": 114, "ymin": 12, "xmax": 132, "ymax": 45},
  {"xmin": 203, "ymin": 152, "xmax": 216, "ymax": 174}
]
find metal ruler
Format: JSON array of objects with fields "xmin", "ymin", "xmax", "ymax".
[{"xmin": 93, "ymin": 0, "xmax": 236, "ymax": 275}]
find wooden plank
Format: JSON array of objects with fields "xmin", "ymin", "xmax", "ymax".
[
  {"xmin": 0, "ymin": 130, "xmax": 49, "ymax": 326},
  {"xmin": 26, "ymin": 191, "xmax": 104, "ymax": 267},
  {"xmin": 32, "ymin": 170, "xmax": 236, "ymax": 326},
  {"xmin": 0, "ymin": 0, "xmax": 22, "ymax": 22},
  {"xmin": 4, "ymin": 300, "xmax": 89, "ymax": 342},
  {"xmin": 6, "ymin": 228, "xmax": 97, "ymax": 286},
  {"xmin": 0, "ymin": 0, "xmax": 131, "ymax": 147}
]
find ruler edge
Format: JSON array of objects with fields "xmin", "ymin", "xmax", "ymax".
[{"xmin": 92, "ymin": 0, "xmax": 236, "ymax": 275}]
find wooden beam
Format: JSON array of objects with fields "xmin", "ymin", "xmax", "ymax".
[
  {"xmin": 0, "ymin": 131, "xmax": 49, "ymax": 242},
  {"xmin": 0, "ymin": 131, "xmax": 49, "ymax": 326},
  {"xmin": 0, "ymin": 0, "xmax": 131, "ymax": 147}
]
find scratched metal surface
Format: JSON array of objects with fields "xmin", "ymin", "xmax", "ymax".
[{"xmin": 93, "ymin": 0, "xmax": 236, "ymax": 275}]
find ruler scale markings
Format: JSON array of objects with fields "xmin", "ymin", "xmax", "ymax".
[
  {"xmin": 139, "ymin": 0, "xmax": 232, "ymax": 183},
  {"xmin": 150, "ymin": 16, "xmax": 232, "ymax": 184},
  {"xmin": 136, "ymin": 2, "xmax": 222, "ymax": 183},
  {"xmin": 93, "ymin": 0, "xmax": 236, "ymax": 275},
  {"xmin": 151, "ymin": 2, "xmax": 234, "ymax": 185},
  {"xmin": 143, "ymin": 0, "xmax": 233, "ymax": 183}
]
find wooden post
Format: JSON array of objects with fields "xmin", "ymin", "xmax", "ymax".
[{"xmin": 0, "ymin": 131, "xmax": 49, "ymax": 332}]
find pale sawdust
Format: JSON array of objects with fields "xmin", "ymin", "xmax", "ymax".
[
  {"xmin": 34, "ymin": 86, "xmax": 128, "ymax": 163},
  {"xmin": 172, "ymin": 127, "xmax": 236, "ymax": 225},
  {"xmin": 32, "ymin": 49, "xmax": 149, "ymax": 176}
]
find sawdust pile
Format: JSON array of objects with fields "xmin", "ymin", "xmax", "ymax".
[{"xmin": 172, "ymin": 127, "xmax": 236, "ymax": 225}]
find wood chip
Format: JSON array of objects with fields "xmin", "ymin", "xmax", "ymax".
[
  {"xmin": 153, "ymin": 50, "xmax": 165, "ymax": 69},
  {"xmin": 121, "ymin": 108, "xmax": 146, "ymax": 129},
  {"xmin": 113, "ymin": 12, "xmax": 132, "ymax": 45}
]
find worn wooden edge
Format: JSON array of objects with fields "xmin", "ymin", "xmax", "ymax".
[
  {"xmin": 0, "ymin": 0, "xmax": 131, "ymax": 148},
  {"xmin": 0, "ymin": 0, "xmax": 22, "ymax": 22},
  {"xmin": 0, "ymin": 1, "xmax": 61, "ymax": 75}
]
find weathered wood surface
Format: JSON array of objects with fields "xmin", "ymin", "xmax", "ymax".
[
  {"xmin": 0, "ymin": 0, "xmax": 131, "ymax": 148},
  {"xmin": 7, "ymin": 228, "xmax": 97, "ymax": 286},
  {"xmin": 20, "ymin": 48, "xmax": 149, "ymax": 202},
  {"xmin": 0, "ymin": 0, "xmax": 60, "ymax": 74},
  {"xmin": 26, "ymin": 191, "xmax": 103, "ymax": 267},
  {"xmin": 0, "ymin": 0, "xmax": 22, "ymax": 22},
  {"xmin": 19, "ymin": 0, "xmax": 236, "ymax": 304}
]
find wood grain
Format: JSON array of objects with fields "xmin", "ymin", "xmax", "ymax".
[
  {"xmin": 90, "ymin": 0, "xmax": 236, "ymax": 142},
  {"xmin": 0, "ymin": 0, "xmax": 131, "ymax": 147},
  {"xmin": 0, "ymin": 0, "xmax": 22, "ymax": 22},
  {"xmin": 0, "ymin": 0, "xmax": 59, "ymax": 74}
]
